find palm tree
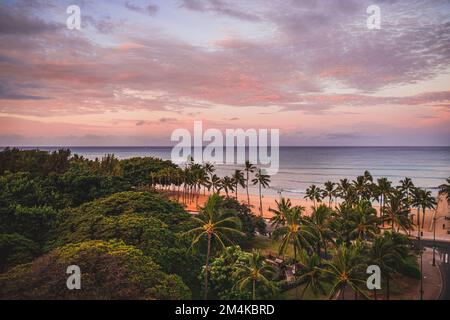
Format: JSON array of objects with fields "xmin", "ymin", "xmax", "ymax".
[
  {"xmin": 337, "ymin": 178, "xmax": 352, "ymax": 200},
  {"xmin": 304, "ymin": 184, "xmax": 323, "ymax": 209},
  {"xmin": 348, "ymin": 200, "xmax": 380, "ymax": 242},
  {"xmin": 252, "ymin": 168, "xmax": 271, "ymax": 217},
  {"xmin": 269, "ymin": 197, "xmax": 292, "ymax": 228},
  {"xmin": 399, "ymin": 177, "xmax": 415, "ymax": 205},
  {"xmin": 204, "ymin": 162, "xmax": 215, "ymax": 180},
  {"xmin": 353, "ymin": 175, "xmax": 367, "ymax": 200},
  {"xmin": 419, "ymin": 189, "xmax": 437, "ymax": 229},
  {"xmin": 305, "ymin": 204, "xmax": 334, "ymax": 258},
  {"xmin": 439, "ymin": 177, "xmax": 450, "ymax": 202},
  {"xmin": 369, "ymin": 233, "xmax": 404, "ymax": 300},
  {"xmin": 273, "ymin": 206, "xmax": 312, "ymax": 260},
  {"xmin": 323, "ymin": 181, "xmax": 336, "ymax": 208},
  {"xmin": 376, "ymin": 177, "xmax": 393, "ymax": 226},
  {"xmin": 232, "ymin": 169, "xmax": 246, "ymax": 200},
  {"xmin": 296, "ymin": 250, "xmax": 327, "ymax": 299},
  {"xmin": 210, "ymin": 174, "xmax": 221, "ymax": 193},
  {"xmin": 411, "ymin": 188, "xmax": 423, "ymax": 237},
  {"xmin": 198, "ymin": 169, "xmax": 211, "ymax": 197},
  {"xmin": 220, "ymin": 176, "xmax": 235, "ymax": 198},
  {"xmin": 384, "ymin": 191, "xmax": 414, "ymax": 233},
  {"xmin": 233, "ymin": 250, "xmax": 276, "ymax": 300},
  {"xmin": 363, "ymin": 170, "xmax": 373, "ymax": 184},
  {"xmin": 244, "ymin": 161, "xmax": 256, "ymax": 206},
  {"xmin": 184, "ymin": 194, "xmax": 243, "ymax": 299},
  {"xmin": 318, "ymin": 245, "xmax": 369, "ymax": 300}
]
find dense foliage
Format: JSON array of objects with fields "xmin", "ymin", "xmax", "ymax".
[
  {"xmin": 0, "ymin": 149, "xmax": 199, "ymax": 299},
  {"xmin": 0, "ymin": 240, "xmax": 190, "ymax": 299}
]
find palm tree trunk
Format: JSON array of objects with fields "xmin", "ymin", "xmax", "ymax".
[
  {"xmin": 422, "ymin": 208, "xmax": 426, "ymax": 229},
  {"xmin": 259, "ymin": 183, "xmax": 263, "ymax": 217},
  {"xmin": 294, "ymin": 245, "xmax": 297, "ymax": 261},
  {"xmin": 204, "ymin": 233, "xmax": 212, "ymax": 300},
  {"xmin": 341, "ymin": 285, "xmax": 346, "ymax": 300},
  {"xmin": 417, "ymin": 207, "xmax": 421, "ymax": 238},
  {"xmin": 373, "ymin": 288, "xmax": 377, "ymax": 300},
  {"xmin": 246, "ymin": 172, "xmax": 250, "ymax": 205}
]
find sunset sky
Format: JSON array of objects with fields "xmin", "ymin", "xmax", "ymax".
[{"xmin": 0, "ymin": 0, "xmax": 449, "ymax": 146}]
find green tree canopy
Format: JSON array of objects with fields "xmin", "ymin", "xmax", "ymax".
[{"xmin": 0, "ymin": 240, "xmax": 191, "ymax": 300}]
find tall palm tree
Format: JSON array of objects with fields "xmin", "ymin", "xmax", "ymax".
[
  {"xmin": 399, "ymin": 177, "xmax": 415, "ymax": 206},
  {"xmin": 376, "ymin": 177, "xmax": 393, "ymax": 226},
  {"xmin": 304, "ymin": 184, "xmax": 323, "ymax": 209},
  {"xmin": 305, "ymin": 204, "xmax": 334, "ymax": 258},
  {"xmin": 348, "ymin": 200, "xmax": 380, "ymax": 242},
  {"xmin": 337, "ymin": 178, "xmax": 352, "ymax": 200},
  {"xmin": 233, "ymin": 250, "xmax": 276, "ymax": 300},
  {"xmin": 244, "ymin": 161, "xmax": 256, "ymax": 206},
  {"xmin": 184, "ymin": 194, "xmax": 243, "ymax": 300},
  {"xmin": 220, "ymin": 176, "xmax": 235, "ymax": 198},
  {"xmin": 323, "ymin": 181, "xmax": 337, "ymax": 208},
  {"xmin": 363, "ymin": 170, "xmax": 373, "ymax": 184},
  {"xmin": 318, "ymin": 245, "xmax": 369, "ymax": 300},
  {"xmin": 353, "ymin": 175, "xmax": 367, "ymax": 201},
  {"xmin": 204, "ymin": 162, "xmax": 215, "ymax": 180},
  {"xmin": 269, "ymin": 197, "xmax": 292, "ymax": 228},
  {"xmin": 439, "ymin": 177, "xmax": 450, "ymax": 202},
  {"xmin": 410, "ymin": 187, "xmax": 430, "ymax": 300},
  {"xmin": 296, "ymin": 250, "xmax": 327, "ymax": 299},
  {"xmin": 252, "ymin": 168, "xmax": 271, "ymax": 217},
  {"xmin": 411, "ymin": 188, "xmax": 424, "ymax": 237},
  {"xmin": 419, "ymin": 189, "xmax": 437, "ymax": 229},
  {"xmin": 210, "ymin": 174, "xmax": 221, "ymax": 193},
  {"xmin": 384, "ymin": 191, "xmax": 414, "ymax": 233},
  {"xmin": 198, "ymin": 169, "xmax": 211, "ymax": 197},
  {"xmin": 232, "ymin": 169, "xmax": 246, "ymax": 200},
  {"xmin": 273, "ymin": 206, "xmax": 312, "ymax": 260},
  {"xmin": 369, "ymin": 233, "xmax": 403, "ymax": 300}
]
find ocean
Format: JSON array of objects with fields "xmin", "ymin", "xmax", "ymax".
[{"xmin": 4, "ymin": 146, "xmax": 450, "ymax": 197}]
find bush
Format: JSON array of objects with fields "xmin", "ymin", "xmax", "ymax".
[
  {"xmin": 121, "ymin": 157, "xmax": 177, "ymax": 186},
  {"xmin": 0, "ymin": 205, "xmax": 59, "ymax": 245},
  {"xmin": 70, "ymin": 191, "xmax": 192, "ymax": 229},
  {"xmin": 0, "ymin": 233, "xmax": 39, "ymax": 272},
  {"xmin": 47, "ymin": 191, "xmax": 202, "ymax": 294},
  {"xmin": 0, "ymin": 240, "xmax": 191, "ymax": 300}
]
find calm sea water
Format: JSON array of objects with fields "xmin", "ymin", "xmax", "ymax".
[{"xmin": 5, "ymin": 147, "xmax": 450, "ymax": 197}]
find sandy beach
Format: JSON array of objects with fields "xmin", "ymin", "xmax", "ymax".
[{"xmin": 169, "ymin": 189, "xmax": 450, "ymax": 239}]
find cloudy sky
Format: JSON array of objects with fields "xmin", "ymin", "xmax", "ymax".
[{"xmin": 0, "ymin": 0, "xmax": 449, "ymax": 146}]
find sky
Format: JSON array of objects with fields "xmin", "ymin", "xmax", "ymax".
[{"xmin": 0, "ymin": 0, "xmax": 449, "ymax": 146}]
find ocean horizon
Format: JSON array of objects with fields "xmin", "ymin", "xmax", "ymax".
[{"xmin": 3, "ymin": 146, "xmax": 449, "ymax": 197}]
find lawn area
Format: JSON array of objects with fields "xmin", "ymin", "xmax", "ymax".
[{"xmin": 246, "ymin": 235, "xmax": 296, "ymax": 259}]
